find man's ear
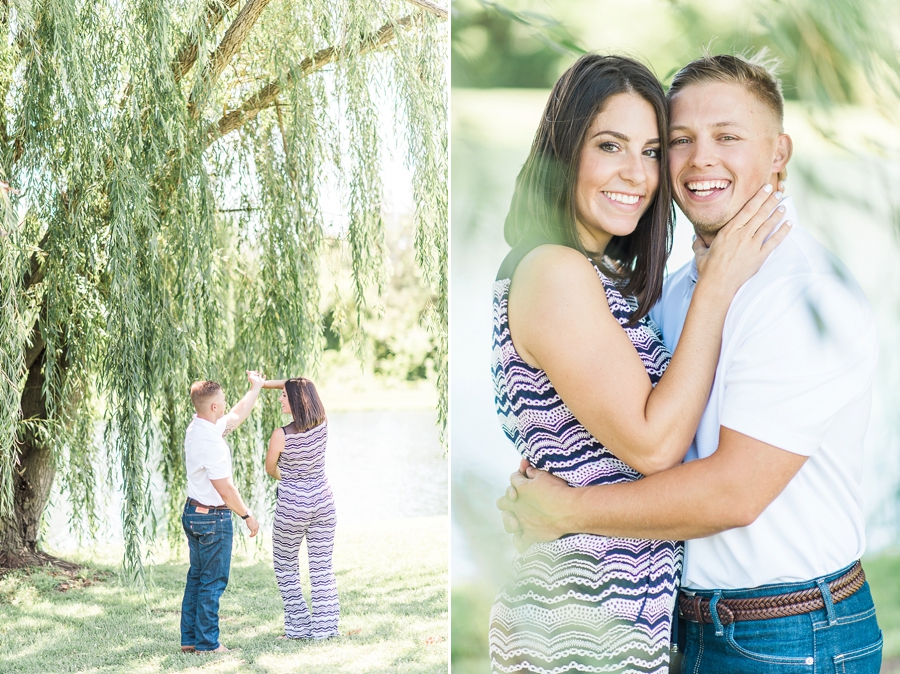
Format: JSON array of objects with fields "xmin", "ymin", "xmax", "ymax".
[{"xmin": 773, "ymin": 133, "xmax": 792, "ymax": 182}]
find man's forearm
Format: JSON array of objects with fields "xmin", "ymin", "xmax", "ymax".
[
  {"xmin": 214, "ymin": 482, "xmax": 250, "ymax": 516},
  {"xmin": 553, "ymin": 428, "xmax": 805, "ymax": 541},
  {"xmin": 563, "ymin": 455, "xmax": 746, "ymax": 540},
  {"xmin": 227, "ymin": 387, "xmax": 262, "ymax": 429}
]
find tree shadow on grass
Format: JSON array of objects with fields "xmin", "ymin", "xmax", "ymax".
[{"xmin": 0, "ymin": 553, "xmax": 446, "ymax": 673}]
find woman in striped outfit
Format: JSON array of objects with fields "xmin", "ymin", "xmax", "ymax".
[{"xmin": 265, "ymin": 377, "xmax": 339, "ymax": 639}]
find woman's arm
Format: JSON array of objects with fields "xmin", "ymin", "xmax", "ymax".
[
  {"xmin": 266, "ymin": 428, "xmax": 285, "ymax": 480},
  {"xmin": 262, "ymin": 379, "xmax": 287, "ymax": 389},
  {"xmin": 510, "ymin": 185, "xmax": 789, "ymax": 476}
]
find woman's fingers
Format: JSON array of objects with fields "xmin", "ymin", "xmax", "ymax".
[
  {"xmin": 750, "ymin": 204, "xmax": 787, "ymax": 240},
  {"xmin": 761, "ymin": 221, "xmax": 793, "ymax": 253},
  {"xmin": 720, "ymin": 183, "xmax": 774, "ymax": 233},
  {"xmin": 501, "ymin": 510, "xmax": 522, "ymax": 534},
  {"xmin": 741, "ymin": 191, "xmax": 785, "ymax": 239}
]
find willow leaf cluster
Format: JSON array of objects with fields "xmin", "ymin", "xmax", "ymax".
[{"xmin": 0, "ymin": 0, "xmax": 448, "ymax": 578}]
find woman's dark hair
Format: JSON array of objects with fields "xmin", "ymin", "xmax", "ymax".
[
  {"xmin": 284, "ymin": 377, "xmax": 326, "ymax": 432},
  {"xmin": 504, "ymin": 53, "xmax": 674, "ymax": 323}
]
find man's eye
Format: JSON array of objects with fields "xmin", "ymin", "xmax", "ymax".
[
  {"xmin": 670, "ymin": 138, "xmax": 689, "ymax": 146},
  {"xmin": 720, "ymin": 135, "xmax": 738, "ymax": 141}
]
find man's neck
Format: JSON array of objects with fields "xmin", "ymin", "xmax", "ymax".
[
  {"xmin": 695, "ymin": 231, "xmax": 715, "ymax": 247},
  {"xmin": 196, "ymin": 412, "xmax": 218, "ymax": 424}
]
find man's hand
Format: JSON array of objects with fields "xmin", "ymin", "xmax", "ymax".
[
  {"xmin": 245, "ymin": 515, "xmax": 260, "ymax": 537},
  {"xmin": 496, "ymin": 460, "xmax": 574, "ymax": 552},
  {"xmin": 225, "ymin": 370, "xmax": 266, "ymax": 433}
]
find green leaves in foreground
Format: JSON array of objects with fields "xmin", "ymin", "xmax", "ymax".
[{"xmin": 0, "ymin": 0, "xmax": 448, "ymax": 581}]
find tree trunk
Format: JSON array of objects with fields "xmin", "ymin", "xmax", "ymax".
[{"xmin": 0, "ymin": 348, "xmax": 76, "ymax": 570}]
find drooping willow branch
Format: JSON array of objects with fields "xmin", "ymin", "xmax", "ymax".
[
  {"xmin": 403, "ymin": 0, "xmax": 448, "ymax": 20},
  {"xmin": 173, "ymin": 0, "xmax": 241, "ymax": 83},
  {"xmin": 207, "ymin": 13, "xmax": 420, "ymax": 146},
  {"xmin": 0, "ymin": 0, "xmax": 449, "ymax": 580},
  {"xmin": 188, "ymin": 0, "xmax": 273, "ymax": 118}
]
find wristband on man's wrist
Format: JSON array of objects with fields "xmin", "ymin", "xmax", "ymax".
[{"xmin": 241, "ymin": 511, "xmax": 252, "ymax": 520}]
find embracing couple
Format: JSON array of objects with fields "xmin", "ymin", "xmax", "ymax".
[
  {"xmin": 178, "ymin": 372, "xmax": 338, "ymax": 653},
  {"xmin": 490, "ymin": 52, "xmax": 880, "ymax": 673}
]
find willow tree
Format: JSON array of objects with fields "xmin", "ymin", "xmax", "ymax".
[{"xmin": 0, "ymin": 0, "xmax": 448, "ymax": 574}]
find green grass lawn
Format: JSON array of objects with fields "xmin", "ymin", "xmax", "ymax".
[
  {"xmin": 0, "ymin": 516, "xmax": 447, "ymax": 674},
  {"xmin": 451, "ymin": 550, "xmax": 900, "ymax": 673}
]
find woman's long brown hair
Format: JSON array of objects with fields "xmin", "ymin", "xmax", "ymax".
[
  {"xmin": 503, "ymin": 54, "xmax": 674, "ymax": 323},
  {"xmin": 284, "ymin": 377, "xmax": 326, "ymax": 432}
]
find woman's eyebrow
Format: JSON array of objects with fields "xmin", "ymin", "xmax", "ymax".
[
  {"xmin": 590, "ymin": 130, "xmax": 660, "ymax": 144},
  {"xmin": 591, "ymin": 130, "xmax": 629, "ymax": 141}
]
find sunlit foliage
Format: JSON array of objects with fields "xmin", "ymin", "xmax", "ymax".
[{"xmin": 0, "ymin": 0, "xmax": 447, "ymax": 578}]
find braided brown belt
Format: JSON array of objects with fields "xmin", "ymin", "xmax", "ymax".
[{"xmin": 678, "ymin": 561, "xmax": 865, "ymax": 625}]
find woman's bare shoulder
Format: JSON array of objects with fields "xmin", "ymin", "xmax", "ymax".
[{"xmin": 512, "ymin": 244, "xmax": 605, "ymax": 304}]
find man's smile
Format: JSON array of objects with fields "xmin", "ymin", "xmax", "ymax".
[{"xmin": 682, "ymin": 177, "xmax": 732, "ymax": 201}]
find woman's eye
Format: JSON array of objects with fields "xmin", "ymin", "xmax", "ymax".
[
  {"xmin": 643, "ymin": 148, "xmax": 660, "ymax": 159},
  {"xmin": 599, "ymin": 142, "xmax": 619, "ymax": 152}
]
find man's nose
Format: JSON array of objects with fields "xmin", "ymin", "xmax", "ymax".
[{"xmin": 689, "ymin": 136, "xmax": 718, "ymax": 168}]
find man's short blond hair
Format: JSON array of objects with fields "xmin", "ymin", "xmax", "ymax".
[
  {"xmin": 668, "ymin": 49, "xmax": 785, "ymax": 132},
  {"xmin": 190, "ymin": 380, "xmax": 223, "ymax": 412}
]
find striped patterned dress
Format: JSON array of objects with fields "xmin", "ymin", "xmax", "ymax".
[
  {"xmin": 272, "ymin": 421, "xmax": 339, "ymax": 639},
  {"xmin": 490, "ymin": 254, "xmax": 682, "ymax": 674}
]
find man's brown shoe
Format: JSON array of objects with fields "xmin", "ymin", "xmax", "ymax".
[{"xmin": 181, "ymin": 646, "xmax": 195, "ymax": 653}]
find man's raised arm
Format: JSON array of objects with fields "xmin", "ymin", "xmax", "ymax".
[
  {"xmin": 223, "ymin": 370, "xmax": 265, "ymax": 433},
  {"xmin": 498, "ymin": 426, "xmax": 807, "ymax": 548}
]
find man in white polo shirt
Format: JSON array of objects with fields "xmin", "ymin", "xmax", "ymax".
[
  {"xmin": 497, "ymin": 53, "xmax": 882, "ymax": 672},
  {"xmin": 180, "ymin": 372, "xmax": 263, "ymax": 654}
]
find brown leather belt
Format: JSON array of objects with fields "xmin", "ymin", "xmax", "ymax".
[
  {"xmin": 678, "ymin": 561, "xmax": 865, "ymax": 625},
  {"xmin": 187, "ymin": 497, "xmax": 230, "ymax": 511}
]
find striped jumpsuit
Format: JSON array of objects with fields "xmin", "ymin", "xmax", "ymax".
[
  {"xmin": 490, "ymin": 246, "xmax": 681, "ymax": 674},
  {"xmin": 273, "ymin": 421, "xmax": 339, "ymax": 639}
]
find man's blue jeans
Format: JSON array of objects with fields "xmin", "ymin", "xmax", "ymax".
[
  {"xmin": 680, "ymin": 561, "xmax": 882, "ymax": 673},
  {"xmin": 180, "ymin": 501, "xmax": 233, "ymax": 651}
]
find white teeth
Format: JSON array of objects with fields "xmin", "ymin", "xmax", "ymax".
[
  {"xmin": 603, "ymin": 192, "xmax": 640, "ymax": 205},
  {"xmin": 686, "ymin": 180, "xmax": 730, "ymax": 194}
]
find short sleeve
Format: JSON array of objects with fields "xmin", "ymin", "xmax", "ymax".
[
  {"xmin": 214, "ymin": 417, "xmax": 228, "ymax": 436},
  {"xmin": 719, "ymin": 274, "xmax": 877, "ymax": 456},
  {"xmin": 202, "ymin": 440, "xmax": 232, "ymax": 480}
]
